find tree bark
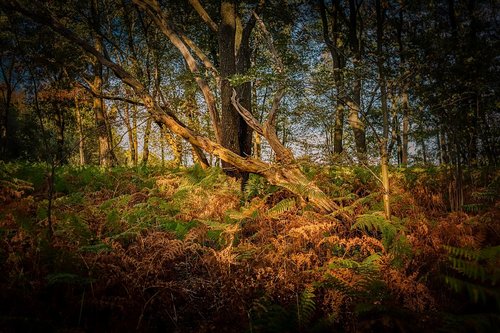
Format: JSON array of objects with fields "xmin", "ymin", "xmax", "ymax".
[
  {"xmin": 123, "ymin": 102, "xmax": 136, "ymax": 166},
  {"xmin": 376, "ymin": 0, "xmax": 390, "ymax": 219},
  {"xmin": 396, "ymin": 8, "xmax": 409, "ymax": 166},
  {"xmin": 162, "ymin": 127, "xmax": 183, "ymax": 167},
  {"xmin": 319, "ymin": 0, "xmax": 345, "ymax": 155},
  {"xmin": 219, "ymin": 0, "xmax": 246, "ymax": 180},
  {"xmin": 74, "ymin": 95, "xmax": 85, "ymax": 165},
  {"xmin": 142, "ymin": 116, "xmax": 152, "ymax": 165},
  {"xmin": 401, "ymin": 91, "xmax": 409, "ymax": 165},
  {"xmin": 0, "ymin": 58, "xmax": 13, "ymax": 160},
  {"xmin": 348, "ymin": 0, "xmax": 366, "ymax": 163},
  {"xmin": 91, "ymin": 0, "xmax": 115, "ymax": 167}
]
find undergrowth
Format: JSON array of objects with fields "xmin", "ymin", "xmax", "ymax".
[{"xmin": 0, "ymin": 162, "xmax": 498, "ymax": 332}]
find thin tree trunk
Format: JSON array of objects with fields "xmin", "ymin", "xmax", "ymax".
[
  {"xmin": 163, "ymin": 128, "xmax": 182, "ymax": 167},
  {"xmin": 348, "ymin": 0, "xmax": 366, "ymax": 163},
  {"xmin": 320, "ymin": 0, "xmax": 346, "ymax": 155},
  {"xmin": 334, "ymin": 103, "xmax": 344, "ymax": 154},
  {"xmin": 0, "ymin": 72, "xmax": 12, "ymax": 159},
  {"xmin": 123, "ymin": 102, "xmax": 136, "ymax": 166},
  {"xmin": 397, "ymin": 8, "xmax": 409, "ymax": 166},
  {"xmin": 91, "ymin": 0, "xmax": 114, "ymax": 168},
  {"xmin": 54, "ymin": 101, "xmax": 66, "ymax": 164},
  {"xmin": 376, "ymin": 0, "xmax": 390, "ymax": 219},
  {"xmin": 142, "ymin": 117, "xmax": 152, "ymax": 165},
  {"xmin": 132, "ymin": 104, "xmax": 138, "ymax": 166},
  {"xmin": 401, "ymin": 92, "xmax": 409, "ymax": 165},
  {"xmin": 74, "ymin": 96, "xmax": 85, "ymax": 165}
]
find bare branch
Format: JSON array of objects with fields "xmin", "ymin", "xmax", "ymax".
[
  {"xmin": 133, "ymin": 0, "xmax": 221, "ymax": 143},
  {"xmin": 177, "ymin": 29, "xmax": 219, "ymax": 81},
  {"xmin": 79, "ymin": 83, "xmax": 145, "ymax": 106},
  {"xmin": 253, "ymin": 11, "xmax": 284, "ymax": 74},
  {"xmin": 188, "ymin": 0, "xmax": 218, "ymax": 32},
  {"xmin": 264, "ymin": 86, "xmax": 285, "ymax": 127},
  {"xmin": 231, "ymin": 88, "xmax": 264, "ymax": 136}
]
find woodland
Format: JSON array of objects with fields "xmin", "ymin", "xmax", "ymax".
[{"xmin": 0, "ymin": 0, "xmax": 499, "ymax": 332}]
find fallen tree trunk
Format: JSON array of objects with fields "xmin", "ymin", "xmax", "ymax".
[{"xmin": 2, "ymin": 0, "xmax": 340, "ymax": 213}]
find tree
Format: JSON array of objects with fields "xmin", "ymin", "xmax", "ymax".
[
  {"xmin": 0, "ymin": 0, "xmax": 341, "ymax": 212},
  {"xmin": 319, "ymin": 0, "xmax": 346, "ymax": 155}
]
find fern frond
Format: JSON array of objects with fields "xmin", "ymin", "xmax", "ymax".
[
  {"xmin": 443, "ymin": 245, "xmax": 480, "ymax": 261},
  {"xmin": 267, "ymin": 198, "xmax": 296, "ymax": 217},
  {"xmin": 443, "ymin": 275, "xmax": 497, "ymax": 303},
  {"xmin": 462, "ymin": 203, "xmax": 483, "ymax": 213},
  {"xmin": 352, "ymin": 213, "xmax": 403, "ymax": 249},
  {"xmin": 441, "ymin": 312, "xmax": 500, "ymax": 333},
  {"xmin": 444, "ymin": 245, "xmax": 500, "ymax": 283},
  {"xmin": 471, "ymin": 189, "xmax": 497, "ymax": 201},
  {"xmin": 443, "ymin": 245, "xmax": 500, "ymax": 304},
  {"xmin": 227, "ymin": 194, "xmax": 268, "ymax": 220},
  {"xmin": 297, "ymin": 286, "xmax": 316, "ymax": 328},
  {"xmin": 449, "ymin": 257, "xmax": 487, "ymax": 282}
]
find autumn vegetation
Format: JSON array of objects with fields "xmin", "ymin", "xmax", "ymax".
[{"xmin": 0, "ymin": 0, "xmax": 498, "ymax": 332}]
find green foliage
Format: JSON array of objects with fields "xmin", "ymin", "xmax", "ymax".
[
  {"xmin": 352, "ymin": 213, "xmax": 405, "ymax": 249},
  {"xmin": 440, "ymin": 312, "xmax": 500, "ymax": 333},
  {"xmin": 442, "ymin": 245, "xmax": 500, "ymax": 305},
  {"xmin": 267, "ymin": 198, "xmax": 296, "ymax": 217},
  {"xmin": 159, "ymin": 218, "xmax": 200, "ymax": 239},
  {"xmin": 46, "ymin": 272, "xmax": 92, "ymax": 285},
  {"xmin": 78, "ymin": 242, "xmax": 112, "ymax": 254},
  {"xmin": 322, "ymin": 254, "xmax": 388, "ymax": 314},
  {"xmin": 248, "ymin": 287, "xmax": 318, "ymax": 333},
  {"xmin": 182, "ymin": 164, "xmax": 223, "ymax": 189},
  {"xmin": 1, "ymin": 162, "xmax": 499, "ymax": 333},
  {"xmin": 296, "ymin": 287, "xmax": 316, "ymax": 329},
  {"xmin": 0, "ymin": 162, "xmax": 47, "ymax": 191},
  {"xmin": 244, "ymin": 174, "xmax": 275, "ymax": 200}
]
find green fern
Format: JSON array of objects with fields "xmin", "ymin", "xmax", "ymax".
[
  {"xmin": 442, "ymin": 245, "xmax": 500, "ymax": 305},
  {"xmin": 471, "ymin": 189, "xmax": 497, "ymax": 202},
  {"xmin": 351, "ymin": 213, "xmax": 404, "ymax": 249},
  {"xmin": 462, "ymin": 203, "xmax": 483, "ymax": 213},
  {"xmin": 281, "ymin": 182, "xmax": 328, "ymax": 202},
  {"xmin": 267, "ymin": 198, "xmax": 296, "ymax": 217},
  {"xmin": 296, "ymin": 286, "xmax": 316, "ymax": 328},
  {"xmin": 227, "ymin": 194, "xmax": 269, "ymax": 221},
  {"xmin": 440, "ymin": 312, "xmax": 500, "ymax": 333},
  {"xmin": 46, "ymin": 272, "xmax": 92, "ymax": 285},
  {"xmin": 324, "ymin": 254, "xmax": 384, "ymax": 298},
  {"xmin": 247, "ymin": 288, "xmax": 318, "ymax": 333},
  {"xmin": 244, "ymin": 174, "xmax": 273, "ymax": 200}
]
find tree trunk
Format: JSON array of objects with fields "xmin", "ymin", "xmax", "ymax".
[
  {"xmin": 333, "ymin": 103, "xmax": 344, "ymax": 154},
  {"xmin": 123, "ymin": 102, "xmax": 136, "ymax": 166},
  {"xmin": 401, "ymin": 92, "xmax": 409, "ymax": 165},
  {"xmin": 163, "ymin": 128, "xmax": 183, "ymax": 167},
  {"xmin": 91, "ymin": 0, "xmax": 114, "ymax": 168},
  {"xmin": 219, "ymin": 0, "xmax": 242, "ymax": 177},
  {"xmin": 54, "ymin": 101, "xmax": 66, "ymax": 164},
  {"xmin": 319, "ymin": 0, "xmax": 345, "ymax": 155},
  {"xmin": 142, "ymin": 116, "xmax": 152, "ymax": 165},
  {"xmin": 0, "ymin": 59, "xmax": 14, "ymax": 160},
  {"xmin": 235, "ymin": 10, "xmax": 254, "ymax": 186},
  {"xmin": 397, "ymin": 9, "xmax": 409, "ymax": 166},
  {"xmin": 376, "ymin": 0, "xmax": 390, "ymax": 219},
  {"xmin": 348, "ymin": 0, "xmax": 366, "ymax": 163},
  {"xmin": 132, "ymin": 104, "xmax": 138, "ymax": 166},
  {"xmin": 74, "ymin": 96, "xmax": 85, "ymax": 165},
  {"xmin": 91, "ymin": 65, "xmax": 113, "ymax": 167}
]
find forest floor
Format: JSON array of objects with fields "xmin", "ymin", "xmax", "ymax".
[{"xmin": 0, "ymin": 162, "xmax": 499, "ymax": 332}]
